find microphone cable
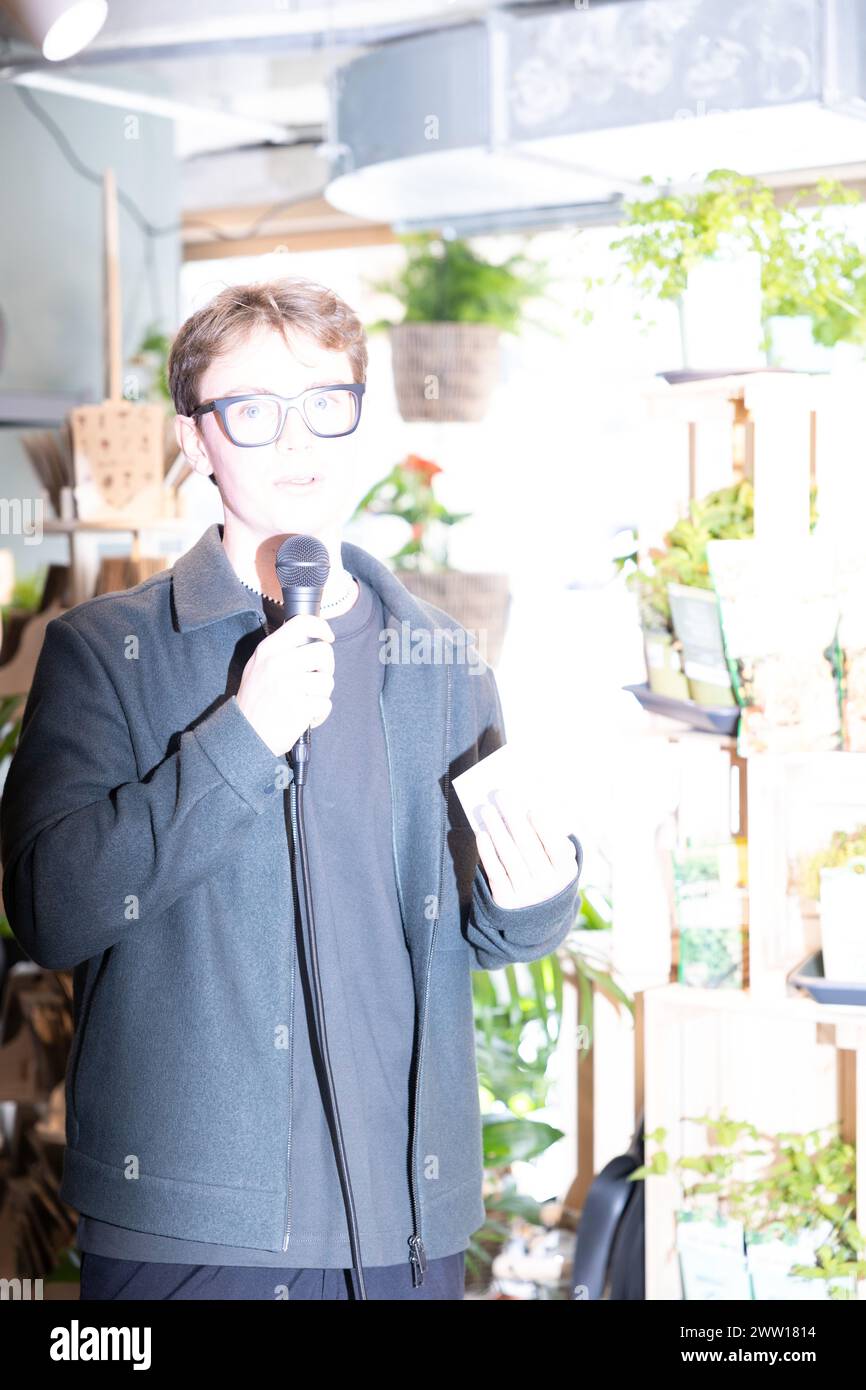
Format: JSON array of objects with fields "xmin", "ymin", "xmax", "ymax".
[{"xmin": 279, "ymin": 534, "xmax": 368, "ymax": 1301}]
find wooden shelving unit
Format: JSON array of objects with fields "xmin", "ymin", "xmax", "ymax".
[
  {"xmin": 41, "ymin": 516, "xmax": 198, "ymax": 607},
  {"xmin": 632, "ymin": 368, "xmax": 866, "ymax": 1300}
]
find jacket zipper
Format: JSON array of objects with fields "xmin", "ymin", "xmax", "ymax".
[{"xmin": 381, "ymin": 663, "xmax": 452, "ymax": 1288}]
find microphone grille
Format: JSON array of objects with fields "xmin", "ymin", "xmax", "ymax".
[{"xmin": 275, "ymin": 534, "xmax": 331, "ymax": 589}]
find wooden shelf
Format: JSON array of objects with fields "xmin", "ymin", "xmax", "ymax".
[
  {"xmin": 41, "ymin": 517, "xmax": 191, "ymax": 534},
  {"xmin": 629, "ymin": 369, "xmax": 866, "ymax": 1301}
]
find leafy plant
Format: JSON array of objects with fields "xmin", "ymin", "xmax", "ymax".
[
  {"xmin": 617, "ymin": 478, "xmax": 819, "ymax": 632},
  {"xmin": 1, "ymin": 570, "xmax": 47, "ymax": 618},
  {"xmin": 631, "ymin": 1111, "xmax": 866, "ymax": 1297},
  {"xmin": 797, "ymin": 823, "xmax": 866, "ymax": 904},
  {"xmin": 466, "ymin": 893, "xmax": 634, "ymax": 1289},
  {"xmin": 607, "ymin": 169, "xmax": 866, "ymax": 355},
  {"xmin": 367, "ymin": 231, "xmax": 554, "ymax": 336},
  {"xmin": 351, "ymin": 453, "xmax": 472, "ymax": 572},
  {"xmin": 128, "ymin": 325, "xmax": 173, "ymax": 405}
]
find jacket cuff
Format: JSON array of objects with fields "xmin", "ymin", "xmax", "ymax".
[
  {"xmin": 193, "ymin": 696, "xmax": 290, "ymax": 814},
  {"xmin": 470, "ymin": 831, "xmax": 584, "ymax": 946}
]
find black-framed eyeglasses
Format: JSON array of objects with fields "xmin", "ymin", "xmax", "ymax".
[{"xmin": 190, "ymin": 383, "xmax": 366, "ymax": 446}]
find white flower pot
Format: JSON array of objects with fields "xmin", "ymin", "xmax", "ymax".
[
  {"xmin": 681, "ymin": 245, "xmax": 764, "ymax": 371},
  {"xmin": 746, "ymin": 1220, "xmax": 854, "ymax": 1300},
  {"xmin": 819, "ymin": 857, "xmax": 866, "ymax": 982},
  {"xmin": 676, "ymin": 1213, "xmax": 752, "ymax": 1300}
]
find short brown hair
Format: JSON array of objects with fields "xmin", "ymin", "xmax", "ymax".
[{"xmin": 168, "ymin": 277, "xmax": 368, "ymax": 485}]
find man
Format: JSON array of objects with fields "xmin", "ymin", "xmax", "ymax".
[{"xmin": 0, "ymin": 277, "xmax": 583, "ymax": 1301}]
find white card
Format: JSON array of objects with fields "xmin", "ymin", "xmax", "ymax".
[{"xmin": 452, "ymin": 742, "xmax": 572, "ymax": 839}]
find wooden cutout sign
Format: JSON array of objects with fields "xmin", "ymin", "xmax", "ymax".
[
  {"xmin": 68, "ymin": 168, "xmax": 168, "ymax": 524},
  {"xmin": 71, "ymin": 401, "xmax": 166, "ymax": 521}
]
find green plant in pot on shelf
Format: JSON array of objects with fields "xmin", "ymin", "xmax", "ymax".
[
  {"xmin": 607, "ymin": 168, "xmax": 866, "ymax": 370},
  {"xmin": 468, "ymin": 891, "xmax": 633, "ymax": 1295},
  {"xmin": 798, "ymin": 823, "xmax": 866, "ymax": 984},
  {"xmin": 366, "ymin": 231, "xmax": 554, "ymax": 422},
  {"xmin": 619, "ymin": 478, "xmax": 819, "ymax": 707},
  {"xmin": 633, "ymin": 1113, "xmax": 866, "ymax": 1300},
  {"xmin": 351, "ymin": 452, "xmax": 511, "ymax": 667}
]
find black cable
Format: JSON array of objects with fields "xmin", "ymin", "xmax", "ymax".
[
  {"xmin": 14, "ymin": 84, "xmax": 329, "ymax": 244},
  {"xmin": 288, "ymin": 769, "xmax": 368, "ymax": 1301}
]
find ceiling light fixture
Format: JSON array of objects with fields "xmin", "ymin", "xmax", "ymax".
[{"xmin": 2, "ymin": 0, "xmax": 108, "ymax": 62}]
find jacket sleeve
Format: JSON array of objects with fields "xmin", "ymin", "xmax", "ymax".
[
  {"xmin": 465, "ymin": 662, "xmax": 584, "ymax": 971},
  {"xmin": 0, "ymin": 614, "xmax": 287, "ymax": 971}
]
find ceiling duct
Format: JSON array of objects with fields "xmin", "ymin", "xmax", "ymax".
[{"xmin": 324, "ymin": 0, "xmax": 866, "ymax": 233}]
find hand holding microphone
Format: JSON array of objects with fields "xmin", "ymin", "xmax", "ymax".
[
  {"xmin": 236, "ymin": 534, "xmax": 335, "ymax": 761},
  {"xmin": 235, "ymin": 613, "xmax": 335, "ymax": 757}
]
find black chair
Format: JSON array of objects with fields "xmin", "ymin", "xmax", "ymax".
[{"xmin": 571, "ymin": 1113, "xmax": 645, "ymax": 1300}]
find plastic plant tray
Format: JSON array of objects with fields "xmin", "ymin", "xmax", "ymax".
[
  {"xmin": 787, "ymin": 951, "xmax": 866, "ymax": 1007},
  {"xmin": 623, "ymin": 683, "xmax": 741, "ymax": 736}
]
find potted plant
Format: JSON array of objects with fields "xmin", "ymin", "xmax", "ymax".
[
  {"xmin": 621, "ymin": 549, "xmax": 690, "ymax": 700},
  {"xmin": 351, "ymin": 451, "xmax": 511, "ymax": 666},
  {"xmin": 607, "ymin": 169, "xmax": 866, "ymax": 372},
  {"xmin": 367, "ymin": 231, "xmax": 553, "ymax": 421},
  {"xmin": 798, "ymin": 824, "xmax": 866, "ymax": 983},
  {"xmin": 633, "ymin": 1112, "xmax": 866, "ymax": 1300},
  {"xmin": 621, "ymin": 479, "xmax": 819, "ymax": 707}
]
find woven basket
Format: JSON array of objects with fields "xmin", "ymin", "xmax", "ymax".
[
  {"xmin": 398, "ymin": 569, "xmax": 511, "ymax": 667},
  {"xmin": 389, "ymin": 322, "xmax": 501, "ymax": 422}
]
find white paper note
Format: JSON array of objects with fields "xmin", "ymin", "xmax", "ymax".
[{"xmin": 452, "ymin": 742, "xmax": 573, "ymax": 839}]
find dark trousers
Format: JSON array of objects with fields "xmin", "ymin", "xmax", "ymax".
[{"xmin": 79, "ymin": 1248, "xmax": 465, "ymax": 1301}]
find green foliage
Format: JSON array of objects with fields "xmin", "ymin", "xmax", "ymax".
[
  {"xmin": 467, "ymin": 900, "xmax": 634, "ymax": 1287},
  {"xmin": 0, "ymin": 694, "xmax": 23, "ymax": 766},
  {"xmin": 798, "ymin": 824, "xmax": 866, "ymax": 903},
  {"xmin": 129, "ymin": 324, "xmax": 173, "ymax": 405},
  {"xmin": 607, "ymin": 169, "xmax": 866, "ymax": 352},
  {"xmin": 350, "ymin": 453, "xmax": 471, "ymax": 571},
  {"xmin": 1, "ymin": 570, "xmax": 47, "ymax": 616},
  {"xmin": 367, "ymin": 231, "xmax": 554, "ymax": 335},
  {"xmin": 618, "ymin": 478, "xmax": 818, "ymax": 632},
  {"xmin": 633, "ymin": 1111, "xmax": 866, "ymax": 1297}
]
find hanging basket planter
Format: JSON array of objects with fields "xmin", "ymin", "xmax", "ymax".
[
  {"xmin": 398, "ymin": 568, "xmax": 511, "ymax": 668},
  {"xmin": 388, "ymin": 322, "xmax": 502, "ymax": 422}
]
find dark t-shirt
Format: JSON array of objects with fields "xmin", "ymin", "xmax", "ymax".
[{"xmin": 76, "ymin": 575, "xmax": 439, "ymax": 1267}]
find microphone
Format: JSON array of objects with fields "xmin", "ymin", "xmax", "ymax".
[{"xmin": 275, "ymin": 533, "xmax": 331, "ymax": 785}]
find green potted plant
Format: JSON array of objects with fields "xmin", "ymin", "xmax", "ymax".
[
  {"xmin": 620, "ymin": 479, "xmax": 818, "ymax": 707},
  {"xmin": 367, "ymin": 231, "xmax": 553, "ymax": 421},
  {"xmin": 798, "ymin": 824, "xmax": 866, "ymax": 983},
  {"xmin": 633, "ymin": 1112, "xmax": 866, "ymax": 1300},
  {"xmin": 127, "ymin": 324, "xmax": 185, "ymax": 512},
  {"xmin": 621, "ymin": 546, "xmax": 690, "ymax": 700},
  {"xmin": 351, "ymin": 451, "xmax": 511, "ymax": 666},
  {"xmin": 607, "ymin": 169, "xmax": 866, "ymax": 371}
]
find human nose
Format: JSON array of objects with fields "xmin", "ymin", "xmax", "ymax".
[{"xmin": 274, "ymin": 404, "xmax": 313, "ymax": 450}]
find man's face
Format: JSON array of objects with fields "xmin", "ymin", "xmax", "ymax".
[{"xmin": 176, "ymin": 323, "xmax": 361, "ymax": 540}]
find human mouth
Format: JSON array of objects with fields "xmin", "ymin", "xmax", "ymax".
[{"xmin": 275, "ymin": 475, "xmax": 321, "ymax": 489}]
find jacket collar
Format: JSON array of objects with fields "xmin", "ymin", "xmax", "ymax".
[{"xmin": 171, "ymin": 521, "xmax": 443, "ymax": 635}]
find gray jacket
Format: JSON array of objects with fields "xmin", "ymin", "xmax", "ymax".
[{"xmin": 0, "ymin": 522, "xmax": 583, "ymax": 1285}]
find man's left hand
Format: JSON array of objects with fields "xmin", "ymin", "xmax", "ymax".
[{"xmin": 473, "ymin": 787, "xmax": 579, "ymax": 910}]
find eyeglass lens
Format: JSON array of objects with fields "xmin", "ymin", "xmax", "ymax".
[{"xmin": 224, "ymin": 389, "xmax": 359, "ymax": 443}]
